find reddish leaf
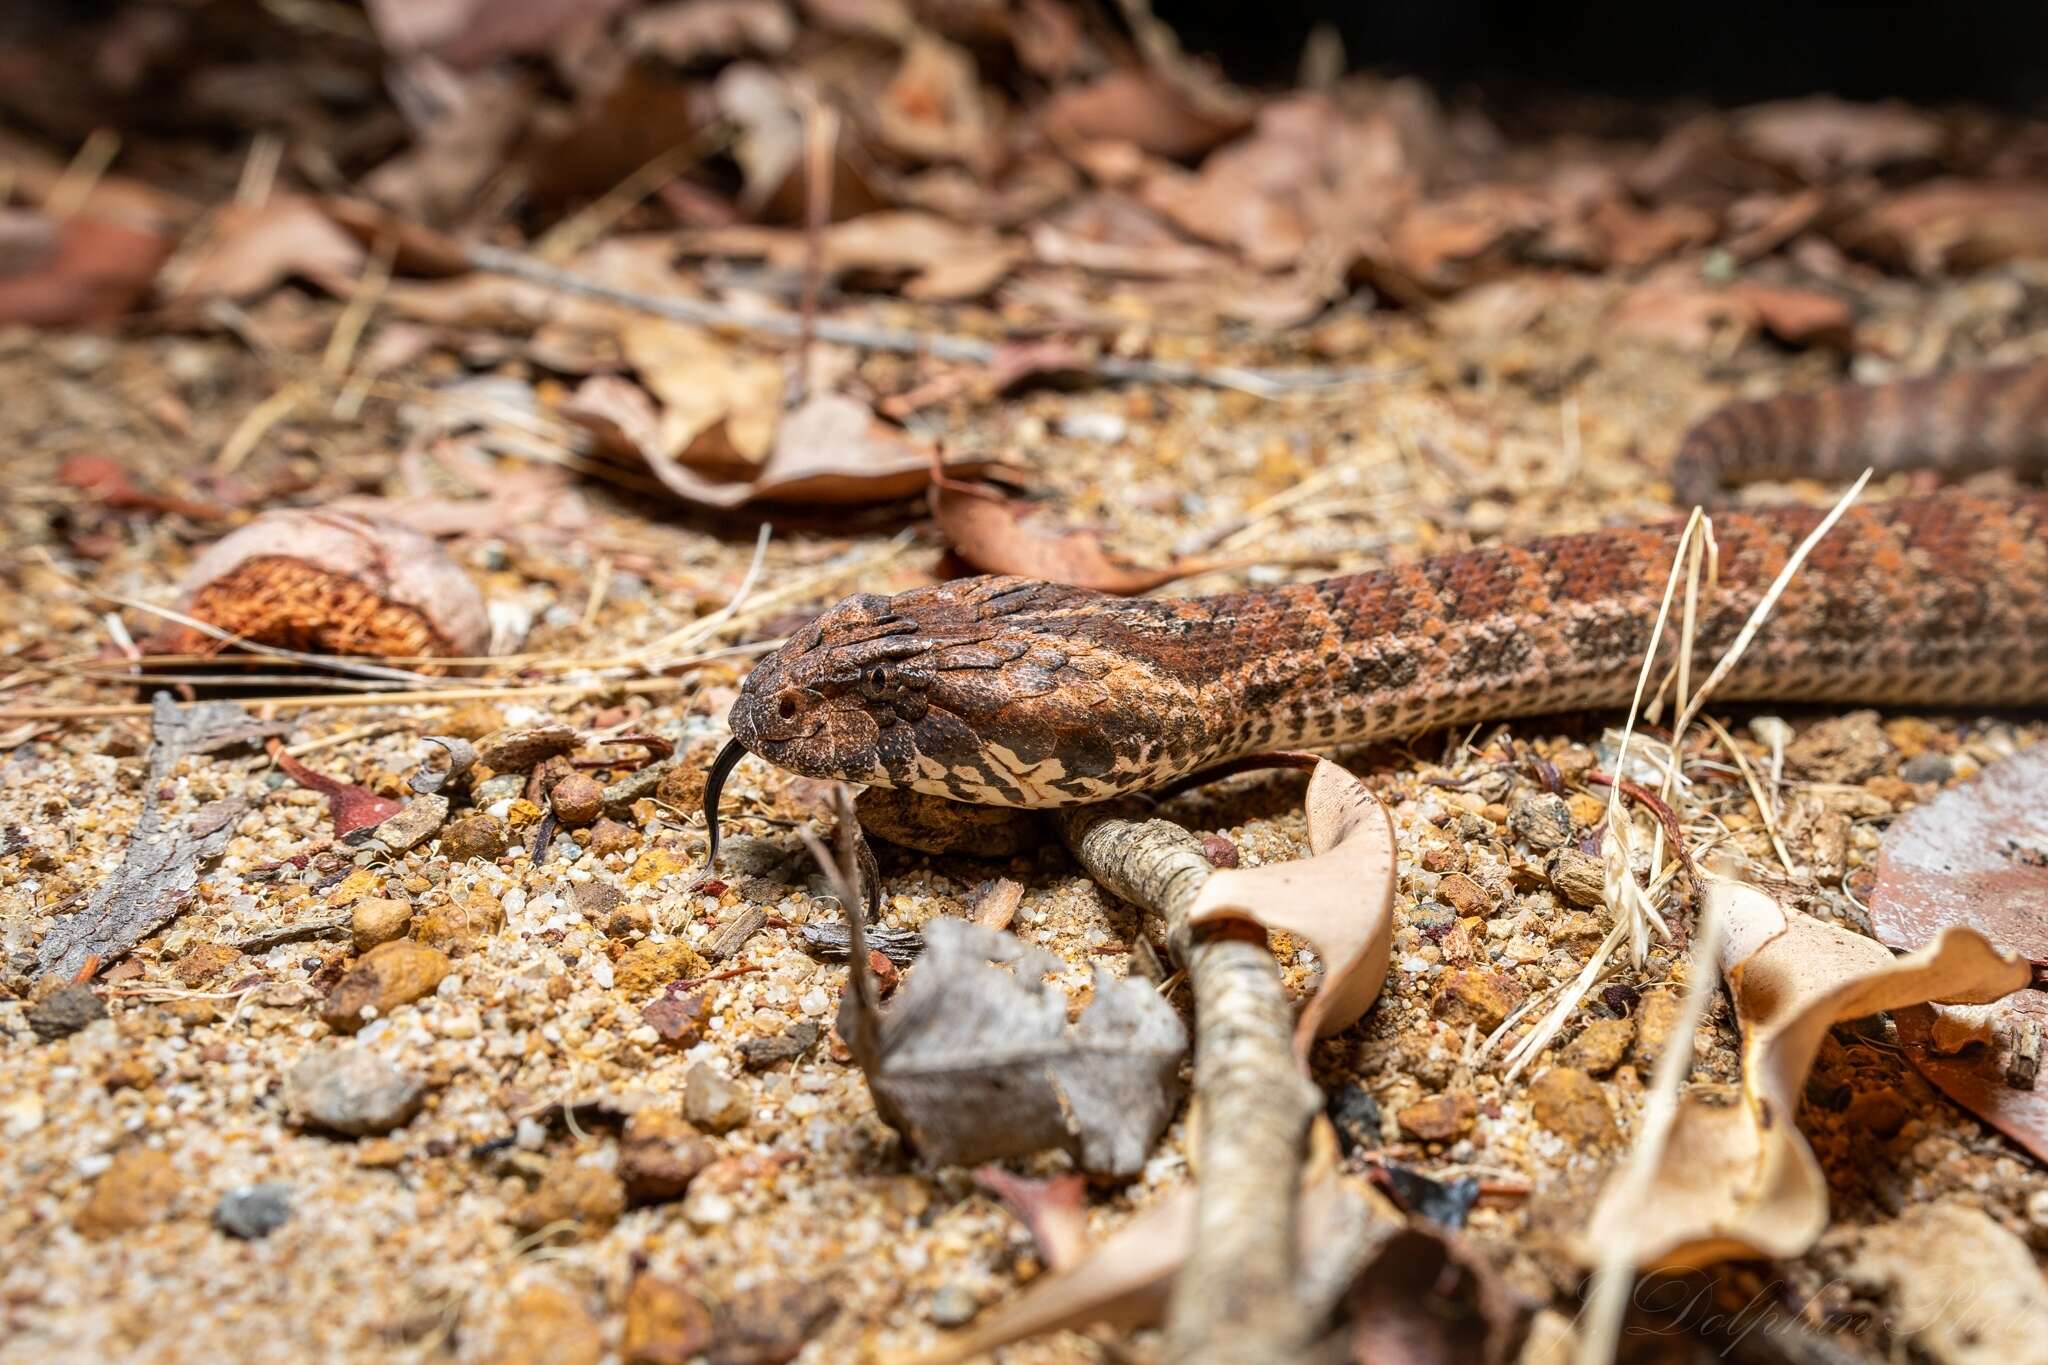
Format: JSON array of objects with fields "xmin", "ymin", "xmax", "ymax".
[
  {"xmin": 0, "ymin": 211, "xmax": 171, "ymax": 326},
  {"xmin": 928, "ymin": 467, "xmax": 1211, "ymax": 595},
  {"xmin": 268, "ymin": 739, "xmax": 404, "ymax": 837},
  {"xmin": 1870, "ymin": 747, "xmax": 2048, "ymax": 964},
  {"xmin": 1899, "ymin": 993, "xmax": 2048, "ymax": 1165}
]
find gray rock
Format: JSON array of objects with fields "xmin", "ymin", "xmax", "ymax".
[
  {"xmin": 284, "ymin": 1044, "xmax": 426, "ymax": 1136},
  {"xmin": 214, "ymin": 1182, "xmax": 293, "ymax": 1239},
  {"xmin": 682, "ymin": 1062, "xmax": 751, "ymax": 1134},
  {"xmin": 28, "ymin": 983, "xmax": 107, "ymax": 1041},
  {"xmin": 1508, "ymin": 791, "xmax": 1573, "ymax": 851},
  {"xmin": 469, "ymin": 774, "xmax": 526, "ymax": 806},
  {"xmin": 359, "ymin": 794, "xmax": 448, "ymax": 854},
  {"xmin": 1900, "ymin": 752, "xmax": 1954, "ymax": 785},
  {"xmin": 928, "ymin": 1284, "xmax": 981, "ymax": 1327}
]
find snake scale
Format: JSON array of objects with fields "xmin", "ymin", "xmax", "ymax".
[{"xmin": 712, "ymin": 359, "xmax": 2048, "ymax": 812}]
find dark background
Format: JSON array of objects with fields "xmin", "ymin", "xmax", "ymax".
[{"xmin": 1161, "ymin": 0, "xmax": 2048, "ymax": 109}]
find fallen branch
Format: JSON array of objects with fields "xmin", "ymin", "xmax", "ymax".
[
  {"xmin": 465, "ymin": 243, "xmax": 1394, "ymax": 400},
  {"xmin": 1057, "ymin": 804, "xmax": 1320, "ymax": 1365}
]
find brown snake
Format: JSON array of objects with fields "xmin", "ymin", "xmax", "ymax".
[{"xmin": 711, "ymin": 360, "xmax": 2048, "ymax": 819}]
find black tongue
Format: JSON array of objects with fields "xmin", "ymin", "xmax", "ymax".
[{"xmin": 702, "ymin": 738, "xmax": 748, "ymax": 867}]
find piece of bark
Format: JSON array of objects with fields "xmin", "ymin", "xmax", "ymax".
[
  {"xmin": 704, "ymin": 905, "xmax": 768, "ymax": 962},
  {"xmin": 38, "ymin": 695, "xmax": 261, "ymax": 982},
  {"xmin": 800, "ymin": 920, "xmax": 923, "ymax": 965}
]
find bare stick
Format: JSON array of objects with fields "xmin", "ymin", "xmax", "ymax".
[
  {"xmin": 462, "ymin": 243, "xmax": 1396, "ymax": 399},
  {"xmin": 1057, "ymin": 806, "xmax": 1320, "ymax": 1365}
]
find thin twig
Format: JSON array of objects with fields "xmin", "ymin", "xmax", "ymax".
[{"xmin": 463, "ymin": 242, "xmax": 1399, "ymax": 399}]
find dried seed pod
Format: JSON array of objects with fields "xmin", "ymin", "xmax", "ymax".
[{"xmin": 168, "ymin": 509, "xmax": 489, "ymax": 662}]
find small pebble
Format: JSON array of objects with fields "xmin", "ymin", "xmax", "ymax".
[
  {"xmin": 441, "ymin": 813, "xmax": 510, "ymax": 863},
  {"xmin": 350, "ymin": 897, "xmax": 413, "ymax": 953},
  {"xmin": 1508, "ymin": 791, "xmax": 1573, "ymax": 850},
  {"xmin": 549, "ymin": 773, "xmax": 605, "ymax": 826},
  {"xmin": 683, "ymin": 1063, "xmax": 752, "ymax": 1134},
  {"xmin": 213, "ymin": 1182, "xmax": 294, "ymax": 1239},
  {"xmin": 1900, "ymin": 752, "xmax": 1954, "ymax": 784},
  {"xmin": 928, "ymin": 1284, "xmax": 982, "ymax": 1327},
  {"xmin": 284, "ymin": 1043, "xmax": 427, "ymax": 1136},
  {"xmin": 28, "ymin": 983, "xmax": 107, "ymax": 1041}
]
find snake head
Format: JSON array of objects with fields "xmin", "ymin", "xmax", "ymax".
[{"xmin": 726, "ymin": 575, "xmax": 1207, "ymax": 806}]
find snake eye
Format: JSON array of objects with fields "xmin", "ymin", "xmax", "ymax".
[
  {"xmin": 776, "ymin": 696, "xmax": 798, "ymax": 720},
  {"xmin": 869, "ymin": 667, "xmax": 887, "ymax": 689}
]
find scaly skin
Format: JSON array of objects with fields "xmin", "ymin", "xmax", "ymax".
[{"xmin": 726, "ymin": 363, "xmax": 2048, "ymax": 808}]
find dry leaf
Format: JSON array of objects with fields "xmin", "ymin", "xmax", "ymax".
[
  {"xmin": 876, "ymin": 34, "xmax": 993, "ymax": 170},
  {"xmin": 617, "ymin": 319, "xmax": 784, "ymax": 467},
  {"xmin": 1724, "ymin": 281, "xmax": 1853, "ymax": 348},
  {"xmin": 0, "ymin": 210, "xmax": 172, "ymax": 326},
  {"xmin": 1185, "ymin": 760, "xmax": 1397, "ymax": 1057},
  {"xmin": 268, "ymin": 740, "xmax": 404, "ymax": 838},
  {"xmin": 1040, "ymin": 68, "xmax": 1244, "ymax": 160},
  {"xmin": 1346, "ymin": 1225, "xmax": 1533, "ymax": 1365},
  {"xmin": 573, "ymin": 391, "xmax": 974, "ymax": 508},
  {"xmin": 1870, "ymin": 746, "xmax": 2048, "ymax": 963},
  {"xmin": 1581, "ymin": 875, "xmax": 2029, "ymax": 1270},
  {"xmin": 175, "ymin": 195, "xmax": 365, "ymax": 301},
  {"xmin": 1734, "ymin": 96, "xmax": 1943, "ymax": 182},
  {"xmin": 920, "ymin": 1174, "xmax": 1381, "ymax": 1365},
  {"xmin": 364, "ymin": 0, "xmax": 631, "ymax": 66},
  {"xmin": 928, "ymin": 472, "xmax": 1203, "ymax": 595},
  {"xmin": 680, "ymin": 211, "xmax": 1024, "ymax": 302},
  {"xmin": 1898, "ymin": 992, "xmax": 2048, "ymax": 1164},
  {"xmin": 1609, "ymin": 280, "xmax": 1758, "ymax": 354},
  {"xmin": 624, "ymin": 0, "xmax": 795, "ymax": 66},
  {"xmin": 1828, "ymin": 1204, "xmax": 2048, "ymax": 1365},
  {"xmin": 362, "ymin": 72, "xmax": 530, "ymax": 223},
  {"xmin": 970, "ymin": 1166, "xmax": 1088, "ymax": 1271},
  {"xmin": 1839, "ymin": 179, "xmax": 2048, "ymax": 275},
  {"xmin": 837, "ymin": 917, "xmax": 1185, "ymax": 1177}
]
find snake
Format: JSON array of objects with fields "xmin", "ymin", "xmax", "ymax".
[{"xmin": 706, "ymin": 359, "xmax": 2048, "ymax": 829}]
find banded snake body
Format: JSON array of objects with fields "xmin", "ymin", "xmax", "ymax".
[{"xmin": 712, "ymin": 360, "xmax": 2048, "ymax": 815}]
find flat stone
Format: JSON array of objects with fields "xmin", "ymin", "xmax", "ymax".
[
  {"xmin": 492, "ymin": 1281, "xmax": 602, "ymax": 1365},
  {"xmin": 740, "ymin": 1021, "xmax": 821, "ymax": 1070},
  {"xmin": 1509, "ymin": 791, "xmax": 1574, "ymax": 851},
  {"xmin": 350, "ymin": 897, "xmax": 413, "ymax": 953},
  {"xmin": 1786, "ymin": 710, "xmax": 1894, "ymax": 783},
  {"xmin": 474, "ymin": 722, "xmax": 580, "ymax": 772},
  {"xmin": 440, "ymin": 812, "xmax": 509, "ymax": 863},
  {"xmin": 643, "ymin": 992, "xmax": 708, "ymax": 1048},
  {"xmin": 616, "ymin": 940, "xmax": 710, "ymax": 995},
  {"xmin": 416, "ymin": 891, "xmax": 504, "ymax": 957},
  {"xmin": 1633, "ymin": 990, "xmax": 1684, "ymax": 1065},
  {"xmin": 1560, "ymin": 1016, "xmax": 1635, "ymax": 1075},
  {"xmin": 320, "ymin": 939, "xmax": 451, "ymax": 1033},
  {"xmin": 620, "ymin": 1110, "xmax": 716, "ymax": 1205},
  {"xmin": 75, "ymin": 1147, "xmax": 180, "ymax": 1237},
  {"xmin": 624, "ymin": 1272, "xmax": 714, "ymax": 1365},
  {"xmin": 366, "ymin": 794, "xmax": 448, "ymax": 853},
  {"xmin": 1431, "ymin": 968, "xmax": 1526, "ymax": 1032},
  {"xmin": 285, "ymin": 1043, "xmax": 427, "ymax": 1136},
  {"xmin": 28, "ymin": 983, "xmax": 107, "ymax": 1041},
  {"xmin": 1529, "ymin": 1066, "xmax": 1618, "ymax": 1145},
  {"xmin": 1546, "ymin": 848, "xmax": 1606, "ymax": 907},
  {"xmin": 1436, "ymin": 872, "xmax": 1492, "ymax": 916},
  {"xmin": 213, "ymin": 1182, "xmax": 294, "ymax": 1239},
  {"xmin": 708, "ymin": 1279, "xmax": 838, "ymax": 1365},
  {"xmin": 1397, "ymin": 1090, "xmax": 1477, "ymax": 1142},
  {"xmin": 683, "ymin": 1063, "xmax": 751, "ymax": 1134},
  {"xmin": 507, "ymin": 1154, "xmax": 626, "ymax": 1238}
]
